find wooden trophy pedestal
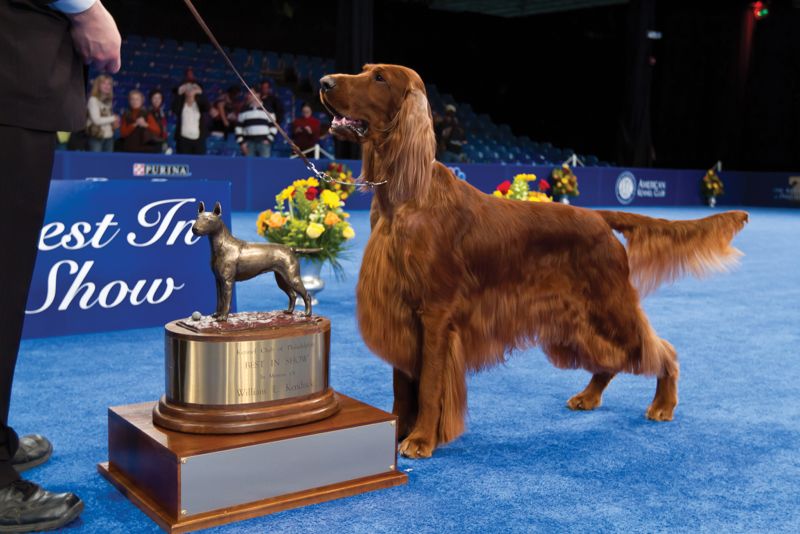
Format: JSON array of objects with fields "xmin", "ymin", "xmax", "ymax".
[{"xmin": 99, "ymin": 393, "xmax": 407, "ymax": 533}]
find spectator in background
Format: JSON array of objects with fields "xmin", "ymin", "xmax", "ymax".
[
  {"xmin": 291, "ymin": 103, "xmax": 321, "ymax": 152},
  {"xmin": 119, "ymin": 90, "xmax": 161, "ymax": 153},
  {"xmin": 259, "ymin": 80, "xmax": 284, "ymax": 125},
  {"xmin": 148, "ymin": 89, "xmax": 168, "ymax": 151},
  {"xmin": 86, "ymin": 74, "xmax": 118, "ymax": 152},
  {"xmin": 436, "ymin": 104, "xmax": 467, "ymax": 163},
  {"xmin": 236, "ymin": 92, "xmax": 276, "ymax": 158},
  {"xmin": 172, "ymin": 80, "xmax": 209, "ymax": 155},
  {"xmin": 209, "ymin": 87, "xmax": 239, "ymax": 139}
]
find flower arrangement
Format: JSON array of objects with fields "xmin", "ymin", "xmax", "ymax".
[
  {"xmin": 700, "ymin": 168, "xmax": 724, "ymax": 198},
  {"xmin": 321, "ymin": 162, "xmax": 356, "ymax": 201},
  {"xmin": 551, "ymin": 164, "xmax": 580, "ymax": 198},
  {"xmin": 493, "ymin": 174, "xmax": 553, "ymax": 202},
  {"xmin": 257, "ymin": 177, "xmax": 355, "ymax": 272}
]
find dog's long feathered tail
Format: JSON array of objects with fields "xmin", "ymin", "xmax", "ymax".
[{"xmin": 597, "ymin": 210, "xmax": 749, "ymax": 297}]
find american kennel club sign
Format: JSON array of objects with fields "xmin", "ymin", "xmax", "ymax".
[{"xmin": 23, "ymin": 180, "xmax": 231, "ymax": 338}]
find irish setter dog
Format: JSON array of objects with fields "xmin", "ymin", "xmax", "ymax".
[{"xmin": 320, "ymin": 64, "xmax": 748, "ymax": 458}]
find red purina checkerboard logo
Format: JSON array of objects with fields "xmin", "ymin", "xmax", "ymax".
[{"xmin": 132, "ymin": 163, "xmax": 191, "ymax": 177}]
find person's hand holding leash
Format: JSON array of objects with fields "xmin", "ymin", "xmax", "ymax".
[{"xmin": 65, "ymin": 0, "xmax": 121, "ymax": 73}]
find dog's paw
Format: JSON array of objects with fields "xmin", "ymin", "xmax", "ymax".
[
  {"xmin": 645, "ymin": 403, "xmax": 675, "ymax": 422},
  {"xmin": 398, "ymin": 435, "xmax": 435, "ymax": 459},
  {"xmin": 567, "ymin": 392, "xmax": 602, "ymax": 411}
]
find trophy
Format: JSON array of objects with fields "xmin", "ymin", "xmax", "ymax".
[{"xmin": 99, "ymin": 202, "xmax": 406, "ymax": 532}]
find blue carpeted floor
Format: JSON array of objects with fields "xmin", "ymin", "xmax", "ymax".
[{"xmin": 10, "ymin": 207, "xmax": 800, "ymax": 533}]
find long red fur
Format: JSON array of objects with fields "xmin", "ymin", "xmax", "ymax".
[{"xmin": 325, "ymin": 65, "xmax": 748, "ymax": 454}]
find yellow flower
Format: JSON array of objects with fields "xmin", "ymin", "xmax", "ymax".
[
  {"xmin": 267, "ymin": 212, "xmax": 287, "ymax": 229},
  {"xmin": 324, "ymin": 211, "xmax": 341, "ymax": 226},
  {"xmin": 342, "ymin": 225, "xmax": 355, "ymax": 240},
  {"xmin": 306, "ymin": 222, "xmax": 325, "ymax": 238},
  {"xmin": 492, "ymin": 190, "xmax": 503, "ymax": 197},
  {"xmin": 561, "ymin": 177, "xmax": 569, "ymax": 184},
  {"xmin": 306, "ymin": 177, "xmax": 319, "ymax": 187},
  {"xmin": 278, "ymin": 186, "xmax": 295, "ymax": 202},
  {"xmin": 321, "ymin": 189, "xmax": 340, "ymax": 208},
  {"xmin": 341, "ymin": 193, "xmax": 349, "ymax": 200}
]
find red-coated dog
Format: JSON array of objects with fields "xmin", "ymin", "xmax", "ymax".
[{"xmin": 320, "ymin": 64, "xmax": 748, "ymax": 458}]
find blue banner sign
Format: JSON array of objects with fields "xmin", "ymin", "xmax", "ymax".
[
  {"xmin": 22, "ymin": 180, "xmax": 233, "ymax": 338},
  {"xmin": 50, "ymin": 152, "xmax": 799, "ymax": 209}
]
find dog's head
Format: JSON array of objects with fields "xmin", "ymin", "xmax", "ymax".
[
  {"xmin": 319, "ymin": 64, "xmax": 429, "ymax": 144},
  {"xmin": 192, "ymin": 201, "xmax": 223, "ymax": 236}
]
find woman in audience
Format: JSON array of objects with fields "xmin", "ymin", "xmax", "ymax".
[
  {"xmin": 86, "ymin": 74, "xmax": 119, "ymax": 152},
  {"xmin": 148, "ymin": 89, "xmax": 168, "ymax": 151},
  {"xmin": 119, "ymin": 89, "xmax": 162, "ymax": 153},
  {"xmin": 291, "ymin": 102, "xmax": 321, "ymax": 152},
  {"xmin": 172, "ymin": 80, "xmax": 209, "ymax": 155}
]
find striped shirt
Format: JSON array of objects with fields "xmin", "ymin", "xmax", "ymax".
[{"xmin": 235, "ymin": 106, "xmax": 277, "ymax": 144}]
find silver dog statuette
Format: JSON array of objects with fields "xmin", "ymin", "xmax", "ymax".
[{"xmin": 192, "ymin": 201, "xmax": 312, "ymax": 320}]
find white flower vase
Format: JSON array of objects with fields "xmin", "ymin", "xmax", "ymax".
[
  {"xmin": 560, "ymin": 195, "xmax": 570, "ymax": 205},
  {"xmin": 297, "ymin": 255, "xmax": 325, "ymax": 306},
  {"xmin": 708, "ymin": 196, "xmax": 717, "ymax": 208}
]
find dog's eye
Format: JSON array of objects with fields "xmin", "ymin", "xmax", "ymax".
[{"xmin": 375, "ymin": 73, "xmax": 385, "ymax": 82}]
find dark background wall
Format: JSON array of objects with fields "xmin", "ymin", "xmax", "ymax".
[{"xmin": 103, "ymin": 0, "xmax": 800, "ymax": 171}]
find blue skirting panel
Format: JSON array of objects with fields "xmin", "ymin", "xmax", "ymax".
[{"xmin": 51, "ymin": 151, "xmax": 800, "ymax": 211}]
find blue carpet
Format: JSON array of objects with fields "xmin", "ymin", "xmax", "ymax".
[{"xmin": 10, "ymin": 207, "xmax": 800, "ymax": 533}]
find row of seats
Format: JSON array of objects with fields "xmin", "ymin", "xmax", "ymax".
[{"xmin": 90, "ymin": 34, "xmax": 605, "ymax": 165}]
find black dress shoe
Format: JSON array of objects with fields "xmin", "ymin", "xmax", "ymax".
[
  {"xmin": 11, "ymin": 435, "xmax": 52, "ymax": 473},
  {"xmin": 0, "ymin": 480, "xmax": 83, "ymax": 532}
]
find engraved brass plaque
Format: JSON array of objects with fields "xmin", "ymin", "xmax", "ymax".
[{"xmin": 165, "ymin": 332, "xmax": 328, "ymax": 405}]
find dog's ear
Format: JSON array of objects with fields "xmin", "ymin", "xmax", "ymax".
[
  {"xmin": 213, "ymin": 201, "xmax": 222, "ymax": 216},
  {"xmin": 381, "ymin": 87, "xmax": 436, "ymax": 204},
  {"xmin": 198, "ymin": 201, "xmax": 205, "ymax": 213}
]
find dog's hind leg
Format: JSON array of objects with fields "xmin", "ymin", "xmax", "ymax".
[
  {"xmin": 646, "ymin": 348, "xmax": 679, "ymax": 422},
  {"xmin": 274, "ymin": 272, "xmax": 297, "ymax": 314},
  {"xmin": 567, "ymin": 372, "xmax": 616, "ymax": 411},
  {"xmin": 393, "ymin": 368, "xmax": 418, "ymax": 441},
  {"xmin": 293, "ymin": 281, "xmax": 312, "ymax": 317}
]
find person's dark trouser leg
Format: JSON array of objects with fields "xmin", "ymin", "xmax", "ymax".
[{"xmin": 0, "ymin": 124, "xmax": 55, "ymax": 488}]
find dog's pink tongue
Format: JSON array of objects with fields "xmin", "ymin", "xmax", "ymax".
[{"xmin": 333, "ymin": 116, "xmax": 360, "ymax": 127}]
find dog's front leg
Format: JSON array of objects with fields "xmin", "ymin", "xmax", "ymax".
[
  {"xmin": 212, "ymin": 276, "xmax": 223, "ymax": 318},
  {"xmin": 216, "ymin": 278, "xmax": 233, "ymax": 321},
  {"xmin": 398, "ymin": 312, "xmax": 450, "ymax": 459},
  {"xmin": 393, "ymin": 368, "xmax": 418, "ymax": 441}
]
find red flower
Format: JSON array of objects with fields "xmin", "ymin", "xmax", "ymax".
[
  {"xmin": 497, "ymin": 180, "xmax": 512, "ymax": 195},
  {"xmin": 305, "ymin": 187, "xmax": 319, "ymax": 200},
  {"xmin": 538, "ymin": 180, "xmax": 550, "ymax": 191}
]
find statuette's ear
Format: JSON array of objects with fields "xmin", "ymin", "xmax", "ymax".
[
  {"xmin": 198, "ymin": 201, "xmax": 205, "ymax": 213},
  {"xmin": 213, "ymin": 201, "xmax": 222, "ymax": 216}
]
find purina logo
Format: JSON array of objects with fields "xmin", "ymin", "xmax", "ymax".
[
  {"xmin": 615, "ymin": 171, "xmax": 637, "ymax": 205},
  {"xmin": 133, "ymin": 163, "xmax": 192, "ymax": 177}
]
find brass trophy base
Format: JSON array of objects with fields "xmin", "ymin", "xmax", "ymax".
[
  {"xmin": 153, "ymin": 312, "xmax": 339, "ymax": 434},
  {"xmin": 99, "ymin": 394, "xmax": 407, "ymax": 533},
  {"xmin": 153, "ymin": 388, "xmax": 339, "ymax": 434}
]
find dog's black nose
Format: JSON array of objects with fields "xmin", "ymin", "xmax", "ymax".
[{"xmin": 320, "ymin": 76, "xmax": 336, "ymax": 92}]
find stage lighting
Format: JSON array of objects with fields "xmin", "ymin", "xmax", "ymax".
[{"xmin": 752, "ymin": 1, "xmax": 769, "ymax": 20}]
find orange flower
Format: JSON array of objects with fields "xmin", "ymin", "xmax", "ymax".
[
  {"xmin": 324, "ymin": 211, "xmax": 341, "ymax": 226},
  {"xmin": 267, "ymin": 212, "xmax": 287, "ymax": 229}
]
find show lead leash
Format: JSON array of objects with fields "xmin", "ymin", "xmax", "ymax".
[{"xmin": 181, "ymin": 0, "xmax": 387, "ymax": 190}]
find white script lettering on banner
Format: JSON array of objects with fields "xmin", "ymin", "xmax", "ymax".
[
  {"xmin": 26, "ymin": 260, "xmax": 185, "ymax": 314},
  {"xmin": 26, "ymin": 197, "xmax": 198, "ymax": 315},
  {"xmin": 127, "ymin": 198, "xmax": 202, "ymax": 247}
]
